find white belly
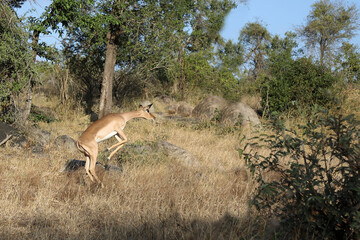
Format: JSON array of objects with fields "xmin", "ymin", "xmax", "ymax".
[{"xmin": 96, "ymin": 131, "xmax": 117, "ymax": 143}]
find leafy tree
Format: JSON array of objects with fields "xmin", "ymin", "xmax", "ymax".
[
  {"xmin": 29, "ymin": 0, "xmax": 243, "ymax": 114},
  {"xmin": 5, "ymin": 0, "xmax": 26, "ymax": 9},
  {"xmin": 216, "ymin": 39, "xmax": 244, "ymax": 79},
  {"xmin": 0, "ymin": 1, "xmax": 36, "ymax": 123},
  {"xmin": 298, "ymin": 0, "xmax": 359, "ymax": 65},
  {"xmin": 239, "ymin": 21, "xmax": 271, "ymax": 80},
  {"xmin": 335, "ymin": 42, "xmax": 360, "ymax": 84},
  {"xmin": 266, "ymin": 32, "xmax": 299, "ymax": 69}
]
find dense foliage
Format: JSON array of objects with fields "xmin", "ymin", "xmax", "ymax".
[
  {"xmin": 0, "ymin": 2, "xmax": 36, "ymax": 122},
  {"xmin": 1, "ymin": 0, "xmax": 359, "ymax": 120},
  {"xmin": 241, "ymin": 109, "xmax": 360, "ymax": 239},
  {"xmin": 262, "ymin": 57, "xmax": 336, "ymax": 115}
]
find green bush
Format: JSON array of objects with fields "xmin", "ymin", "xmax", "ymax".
[
  {"xmin": 0, "ymin": 3, "xmax": 36, "ymax": 122},
  {"xmin": 262, "ymin": 57, "xmax": 336, "ymax": 115},
  {"xmin": 240, "ymin": 109, "xmax": 360, "ymax": 239}
]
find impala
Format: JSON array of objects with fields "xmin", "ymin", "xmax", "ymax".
[{"xmin": 76, "ymin": 104, "xmax": 155, "ymax": 187}]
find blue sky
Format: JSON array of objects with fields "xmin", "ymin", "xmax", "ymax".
[
  {"xmin": 18, "ymin": 0, "xmax": 360, "ymax": 47},
  {"xmin": 221, "ymin": 0, "xmax": 360, "ymax": 45}
]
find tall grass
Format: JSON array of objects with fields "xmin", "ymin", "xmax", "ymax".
[{"xmin": 0, "ymin": 95, "xmax": 262, "ymax": 239}]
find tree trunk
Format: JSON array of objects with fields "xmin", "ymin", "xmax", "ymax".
[
  {"xmin": 173, "ymin": 44, "xmax": 185, "ymax": 99},
  {"xmin": 179, "ymin": 50, "xmax": 185, "ymax": 101},
  {"xmin": 13, "ymin": 30, "xmax": 39, "ymax": 126},
  {"xmin": 320, "ymin": 38, "xmax": 325, "ymax": 66},
  {"xmin": 99, "ymin": 29, "xmax": 118, "ymax": 119},
  {"xmin": 59, "ymin": 63, "xmax": 69, "ymax": 106}
]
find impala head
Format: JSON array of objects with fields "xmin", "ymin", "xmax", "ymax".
[{"xmin": 139, "ymin": 104, "xmax": 156, "ymax": 120}]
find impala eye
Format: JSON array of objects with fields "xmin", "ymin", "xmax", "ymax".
[{"xmin": 146, "ymin": 109, "xmax": 149, "ymax": 113}]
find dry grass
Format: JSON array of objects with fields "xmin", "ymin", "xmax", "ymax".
[
  {"xmin": 5, "ymin": 85, "xmax": 358, "ymax": 239},
  {"xmin": 0, "ymin": 95, "xmax": 267, "ymax": 240}
]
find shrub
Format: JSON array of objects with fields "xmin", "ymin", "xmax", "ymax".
[
  {"xmin": 262, "ymin": 57, "xmax": 336, "ymax": 115},
  {"xmin": 240, "ymin": 109, "xmax": 360, "ymax": 239},
  {"xmin": 0, "ymin": 3, "xmax": 36, "ymax": 122}
]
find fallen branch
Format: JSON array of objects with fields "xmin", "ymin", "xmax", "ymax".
[{"xmin": 0, "ymin": 134, "xmax": 12, "ymax": 146}]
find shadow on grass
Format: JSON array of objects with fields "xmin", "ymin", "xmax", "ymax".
[{"xmin": 0, "ymin": 211, "xmax": 258, "ymax": 240}]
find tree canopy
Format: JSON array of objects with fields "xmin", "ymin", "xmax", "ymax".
[{"xmin": 298, "ymin": 0, "xmax": 359, "ymax": 65}]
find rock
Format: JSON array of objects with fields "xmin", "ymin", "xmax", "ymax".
[
  {"xmin": 157, "ymin": 141, "xmax": 200, "ymax": 168},
  {"xmin": 139, "ymin": 100, "xmax": 155, "ymax": 112},
  {"xmin": 30, "ymin": 127, "xmax": 51, "ymax": 147},
  {"xmin": 60, "ymin": 159, "xmax": 123, "ymax": 173},
  {"xmin": 22, "ymin": 126, "xmax": 51, "ymax": 153},
  {"xmin": 124, "ymin": 144, "xmax": 152, "ymax": 154},
  {"xmin": 0, "ymin": 122, "xmax": 19, "ymax": 146},
  {"xmin": 55, "ymin": 135, "xmax": 77, "ymax": 151},
  {"xmin": 177, "ymin": 102, "xmax": 193, "ymax": 117},
  {"xmin": 166, "ymin": 104, "xmax": 178, "ymax": 115},
  {"xmin": 0, "ymin": 122, "xmax": 28, "ymax": 148},
  {"xmin": 192, "ymin": 96, "xmax": 227, "ymax": 120},
  {"xmin": 220, "ymin": 102, "xmax": 261, "ymax": 126},
  {"xmin": 166, "ymin": 102, "xmax": 193, "ymax": 117},
  {"xmin": 113, "ymin": 141, "xmax": 200, "ymax": 169},
  {"xmin": 0, "ymin": 122, "xmax": 52, "ymax": 151}
]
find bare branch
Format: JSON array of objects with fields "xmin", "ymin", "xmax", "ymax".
[{"xmin": 0, "ymin": 134, "xmax": 13, "ymax": 146}]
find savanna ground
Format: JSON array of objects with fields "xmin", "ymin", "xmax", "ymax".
[
  {"xmin": 0, "ymin": 93, "xmax": 263, "ymax": 240},
  {"xmin": 1, "ymin": 86, "xmax": 359, "ymax": 240}
]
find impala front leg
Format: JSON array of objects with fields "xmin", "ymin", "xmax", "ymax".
[
  {"xmin": 107, "ymin": 130, "xmax": 127, "ymax": 161},
  {"xmin": 106, "ymin": 135, "xmax": 124, "ymax": 151}
]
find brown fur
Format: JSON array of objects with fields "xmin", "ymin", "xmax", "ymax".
[{"xmin": 76, "ymin": 104, "xmax": 155, "ymax": 187}]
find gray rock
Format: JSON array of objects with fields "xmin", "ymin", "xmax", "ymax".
[
  {"xmin": 55, "ymin": 135, "xmax": 77, "ymax": 151},
  {"xmin": 166, "ymin": 104, "xmax": 178, "ymax": 114},
  {"xmin": 192, "ymin": 96, "xmax": 227, "ymax": 120},
  {"xmin": 177, "ymin": 102, "xmax": 193, "ymax": 117},
  {"xmin": 220, "ymin": 102, "xmax": 261, "ymax": 126},
  {"xmin": 30, "ymin": 127, "xmax": 51, "ymax": 147},
  {"xmin": 157, "ymin": 141, "xmax": 200, "ymax": 168},
  {"xmin": 60, "ymin": 159, "xmax": 123, "ymax": 173},
  {"xmin": 139, "ymin": 100, "xmax": 155, "ymax": 112},
  {"xmin": 0, "ymin": 122, "xmax": 18, "ymax": 146}
]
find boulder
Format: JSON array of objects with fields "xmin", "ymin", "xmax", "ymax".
[
  {"xmin": 166, "ymin": 104, "xmax": 178, "ymax": 114},
  {"xmin": 157, "ymin": 141, "xmax": 200, "ymax": 168},
  {"xmin": 166, "ymin": 102, "xmax": 193, "ymax": 117},
  {"xmin": 0, "ymin": 122, "xmax": 19, "ymax": 146},
  {"xmin": 30, "ymin": 127, "xmax": 51, "ymax": 146},
  {"xmin": 55, "ymin": 135, "xmax": 77, "ymax": 151},
  {"xmin": 220, "ymin": 102, "xmax": 260, "ymax": 126},
  {"xmin": 60, "ymin": 159, "xmax": 123, "ymax": 173},
  {"xmin": 177, "ymin": 102, "xmax": 193, "ymax": 117},
  {"xmin": 192, "ymin": 96, "xmax": 227, "ymax": 120},
  {"xmin": 139, "ymin": 100, "xmax": 155, "ymax": 112},
  {"xmin": 115, "ymin": 141, "xmax": 200, "ymax": 169}
]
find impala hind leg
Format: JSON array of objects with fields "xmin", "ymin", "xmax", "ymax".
[
  {"xmin": 89, "ymin": 152, "xmax": 104, "ymax": 188},
  {"xmin": 85, "ymin": 156, "xmax": 95, "ymax": 183}
]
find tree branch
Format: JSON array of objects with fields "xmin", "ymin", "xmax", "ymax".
[{"xmin": 0, "ymin": 134, "xmax": 13, "ymax": 146}]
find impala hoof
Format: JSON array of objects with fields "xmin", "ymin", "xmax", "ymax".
[
  {"xmin": 105, "ymin": 148, "xmax": 110, "ymax": 152},
  {"xmin": 106, "ymin": 157, "xmax": 110, "ymax": 161}
]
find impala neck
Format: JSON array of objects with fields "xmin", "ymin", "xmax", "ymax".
[{"xmin": 120, "ymin": 110, "xmax": 144, "ymax": 123}]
